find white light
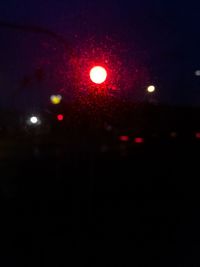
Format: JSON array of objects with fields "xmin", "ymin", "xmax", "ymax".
[
  {"xmin": 147, "ymin": 85, "xmax": 156, "ymax": 93},
  {"xmin": 90, "ymin": 66, "xmax": 107, "ymax": 84},
  {"xmin": 30, "ymin": 116, "xmax": 38, "ymax": 124},
  {"xmin": 195, "ymin": 70, "xmax": 200, "ymax": 76}
]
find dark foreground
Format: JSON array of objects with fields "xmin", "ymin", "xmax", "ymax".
[{"xmin": 0, "ymin": 131, "xmax": 200, "ymax": 267}]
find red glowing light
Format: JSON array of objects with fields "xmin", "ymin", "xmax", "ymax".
[
  {"xmin": 90, "ymin": 66, "xmax": 107, "ymax": 84},
  {"xmin": 134, "ymin": 137, "xmax": 144, "ymax": 144},
  {"xmin": 119, "ymin": 136, "xmax": 129, "ymax": 142},
  {"xmin": 57, "ymin": 114, "xmax": 64, "ymax": 121}
]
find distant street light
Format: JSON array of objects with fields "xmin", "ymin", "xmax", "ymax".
[
  {"xmin": 28, "ymin": 115, "xmax": 41, "ymax": 125},
  {"xmin": 50, "ymin": 94, "xmax": 62, "ymax": 105},
  {"xmin": 147, "ymin": 85, "xmax": 156, "ymax": 93},
  {"xmin": 30, "ymin": 116, "xmax": 39, "ymax": 124}
]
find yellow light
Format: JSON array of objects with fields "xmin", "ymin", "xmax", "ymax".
[
  {"xmin": 147, "ymin": 85, "xmax": 156, "ymax": 93},
  {"xmin": 90, "ymin": 66, "xmax": 107, "ymax": 84},
  {"xmin": 50, "ymin": 95, "xmax": 62, "ymax": 105}
]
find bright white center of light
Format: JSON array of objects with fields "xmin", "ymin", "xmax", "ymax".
[
  {"xmin": 90, "ymin": 66, "xmax": 107, "ymax": 84},
  {"xmin": 147, "ymin": 85, "xmax": 156, "ymax": 93},
  {"xmin": 30, "ymin": 116, "xmax": 38, "ymax": 124}
]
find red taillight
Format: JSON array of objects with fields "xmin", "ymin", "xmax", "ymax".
[
  {"xmin": 57, "ymin": 114, "xmax": 64, "ymax": 121},
  {"xmin": 119, "ymin": 136, "xmax": 129, "ymax": 142},
  {"xmin": 134, "ymin": 137, "xmax": 144, "ymax": 144}
]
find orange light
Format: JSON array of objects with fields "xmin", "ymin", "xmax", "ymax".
[{"xmin": 90, "ymin": 66, "xmax": 107, "ymax": 84}]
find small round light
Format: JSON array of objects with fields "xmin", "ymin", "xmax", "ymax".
[
  {"xmin": 134, "ymin": 137, "xmax": 144, "ymax": 144},
  {"xmin": 147, "ymin": 85, "xmax": 156, "ymax": 93},
  {"xmin": 57, "ymin": 114, "xmax": 64, "ymax": 121},
  {"xmin": 50, "ymin": 95, "xmax": 62, "ymax": 105},
  {"xmin": 90, "ymin": 66, "xmax": 107, "ymax": 84},
  {"xmin": 30, "ymin": 116, "xmax": 38, "ymax": 124}
]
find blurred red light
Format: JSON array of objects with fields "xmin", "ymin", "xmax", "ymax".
[
  {"xmin": 134, "ymin": 137, "xmax": 144, "ymax": 144},
  {"xmin": 119, "ymin": 136, "xmax": 129, "ymax": 142},
  {"xmin": 195, "ymin": 133, "xmax": 200, "ymax": 139},
  {"xmin": 57, "ymin": 114, "xmax": 64, "ymax": 121}
]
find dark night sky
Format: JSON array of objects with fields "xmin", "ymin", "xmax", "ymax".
[{"xmin": 1, "ymin": 0, "xmax": 200, "ymax": 108}]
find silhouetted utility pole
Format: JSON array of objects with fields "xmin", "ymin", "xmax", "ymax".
[{"xmin": 0, "ymin": 20, "xmax": 71, "ymax": 51}]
